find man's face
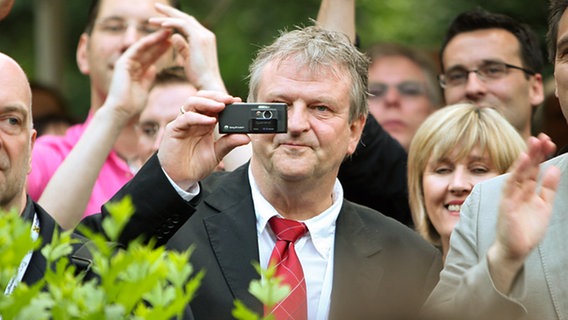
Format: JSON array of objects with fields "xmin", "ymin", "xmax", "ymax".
[
  {"xmin": 442, "ymin": 28, "xmax": 543, "ymax": 138},
  {"xmin": 250, "ymin": 57, "xmax": 365, "ymax": 185},
  {"xmin": 554, "ymin": 8, "xmax": 568, "ymax": 125},
  {"xmin": 76, "ymin": 0, "xmax": 170, "ymax": 104},
  {"xmin": 137, "ymin": 82, "xmax": 196, "ymax": 163},
  {"xmin": 0, "ymin": 55, "xmax": 36, "ymax": 213},
  {"xmin": 368, "ymin": 55, "xmax": 435, "ymax": 151}
]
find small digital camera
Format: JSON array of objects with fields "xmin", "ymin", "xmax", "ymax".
[{"xmin": 218, "ymin": 102, "xmax": 287, "ymax": 134}]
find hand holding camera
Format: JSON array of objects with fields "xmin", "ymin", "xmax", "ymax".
[{"xmin": 157, "ymin": 91, "xmax": 250, "ymax": 189}]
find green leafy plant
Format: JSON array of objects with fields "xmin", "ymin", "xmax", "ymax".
[
  {"xmin": 0, "ymin": 196, "xmax": 202, "ymax": 320},
  {"xmin": 232, "ymin": 262, "xmax": 290, "ymax": 320},
  {"xmin": 1, "ymin": 196, "xmax": 290, "ymax": 320},
  {"xmin": 0, "ymin": 208, "xmax": 41, "ymax": 290}
]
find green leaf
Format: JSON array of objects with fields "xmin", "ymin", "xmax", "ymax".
[
  {"xmin": 232, "ymin": 300, "xmax": 262, "ymax": 320},
  {"xmin": 249, "ymin": 262, "xmax": 289, "ymax": 308},
  {"xmin": 101, "ymin": 196, "xmax": 135, "ymax": 241},
  {"xmin": 231, "ymin": 262, "xmax": 290, "ymax": 320},
  {"xmin": 165, "ymin": 248, "xmax": 194, "ymax": 288},
  {"xmin": 0, "ymin": 282, "xmax": 51, "ymax": 320},
  {"xmin": 0, "ymin": 198, "xmax": 201, "ymax": 319},
  {"xmin": 0, "ymin": 209, "xmax": 40, "ymax": 289}
]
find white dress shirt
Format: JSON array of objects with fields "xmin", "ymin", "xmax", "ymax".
[{"xmin": 250, "ymin": 167, "xmax": 343, "ymax": 320}]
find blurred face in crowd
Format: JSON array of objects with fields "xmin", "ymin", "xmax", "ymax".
[
  {"xmin": 554, "ymin": 8, "xmax": 568, "ymax": 122},
  {"xmin": 0, "ymin": 53, "xmax": 36, "ymax": 213},
  {"xmin": 76, "ymin": 0, "xmax": 171, "ymax": 106},
  {"xmin": 422, "ymin": 146, "xmax": 499, "ymax": 247},
  {"xmin": 368, "ymin": 56, "xmax": 435, "ymax": 151},
  {"xmin": 137, "ymin": 82, "xmax": 196, "ymax": 163},
  {"xmin": 442, "ymin": 28, "xmax": 543, "ymax": 138},
  {"xmin": 251, "ymin": 57, "xmax": 365, "ymax": 186}
]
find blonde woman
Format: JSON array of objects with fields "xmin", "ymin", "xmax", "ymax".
[{"xmin": 408, "ymin": 103, "xmax": 526, "ymax": 260}]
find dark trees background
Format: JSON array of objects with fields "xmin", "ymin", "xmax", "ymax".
[{"xmin": 0, "ymin": 0, "xmax": 549, "ymax": 118}]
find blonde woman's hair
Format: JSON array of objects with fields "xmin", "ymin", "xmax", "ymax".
[{"xmin": 407, "ymin": 103, "xmax": 526, "ymax": 245}]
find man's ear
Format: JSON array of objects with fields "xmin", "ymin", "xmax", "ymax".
[
  {"xmin": 27, "ymin": 128, "xmax": 37, "ymax": 175},
  {"xmin": 529, "ymin": 73, "xmax": 545, "ymax": 107},
  {"xmin": 347, "ymin": 115, "xmax": 366, "ymax": 156},
  {"xmin": 76, "ymin": 33, "xmax": 91, "ymax": 75}
]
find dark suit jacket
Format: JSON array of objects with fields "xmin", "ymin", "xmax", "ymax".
[
  {"xmin": 338, "ymin": 115, "xmax": 412, "ymax": 226},
  {"xmin": 20, "ymin": 155, "xmax": 192, "ymax": 286},
  {"xmin": 167, "ymin": 163, "xmax": 442, "ymax": 319}
]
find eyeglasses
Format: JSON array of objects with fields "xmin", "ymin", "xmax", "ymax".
[
  {"xmin": 368, "ymin": 81, "xmax": 427, "ymax": 100},
  {"xmin": 95, "ymin": 17, "xmax": 159, "ymax": 35},
  {"xmin": 439, "ymin": 61, "xmax": 536, "ymax": 88}
]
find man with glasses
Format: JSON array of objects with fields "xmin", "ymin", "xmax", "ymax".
[
  {"xmin": 422, "ymin": 1, "xmax": 568, "ymax": 318},
  {"xmin": 366, "ymin": 43, "xmax": 443, "ymax": 152},
  {"xmin": 345, "ymin": 43, "xmax": 443, "ymax": 227},
  {"xmin": 28, "ymin": 1, "xmax": 227, "ymax": 229},
  {"xmin": 439, "ymin": 8, "xmax": 545, "ymax": 139},
  {"xmin": 317, "ymin": 0, "xmax": 440, "ymax": 226},
  {"xmin": 27, "ymin": 0, "xmax": 180, "ymax": 222}
]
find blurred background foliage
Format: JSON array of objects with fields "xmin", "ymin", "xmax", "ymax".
[{"xmin": 0, "ymin": 0, "xmax": 548, "ymax": 119}]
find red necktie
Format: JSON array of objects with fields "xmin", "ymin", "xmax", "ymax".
[{"xmin": 265, "ymin": 216, "xmax": 308, "ymax": 320}]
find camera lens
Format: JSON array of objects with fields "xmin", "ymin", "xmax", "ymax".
[{"xmin": 262, "ymin": 110, "xmax": 273, "ymax": 119}]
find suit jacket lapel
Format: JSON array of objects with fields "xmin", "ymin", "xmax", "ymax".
[
  {"xmin": 329, "ymin": 201, "xmax": 384, "ymax": 318},
  {"xmin": 202, "ymin": 165, "xmax": 263, "ymax": 312},
  {"xmin": 22, "ymin": 199, "xmax": 57, "ymax": 286}
]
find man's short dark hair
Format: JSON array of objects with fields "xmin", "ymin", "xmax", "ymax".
[
  {"xmin": 440, "ymin": 7, "xmax": 544, "ymax": 75},
  {"xmin": 83, "ymin": 0, "xmax": 180, "ymax": 35},
  {"xmin": 151, "ymin": 66, "xmax": 188, "ymax": 89},
  {"xmin": 547, "ymin": 0, "xmax": 568, "ymax": 62}
]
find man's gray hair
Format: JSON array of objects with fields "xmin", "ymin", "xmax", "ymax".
[{"xmin": 247, "ymin": 26, "xmax": 370, "ymax": 122}]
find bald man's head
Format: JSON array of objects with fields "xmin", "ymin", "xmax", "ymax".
[
  {"xmin": 0, "ymin": 52, "xmax": 36, "ymax": 214},
  {"xmin": 0, "ymin": 52, "xmax": 32, "ymax": 123}
]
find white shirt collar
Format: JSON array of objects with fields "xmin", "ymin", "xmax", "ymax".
[{"xmin": 250, "ymin": 166, "xmax": 343, "ymax": 259}]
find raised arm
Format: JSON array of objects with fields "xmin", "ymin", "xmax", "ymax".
[
  {"xmin": 487, "ymin": 133, "xmax": 560, "ymax": 294},
  {"xmin": 152, "ymin": 3, "xmax": 227, "ymax": 93},
  {"xmin": 316, "ymin": 0, "xmax": 356, "ymax": 43},
  {"xmin": 39, "ymin": 29, "xmax": 173, "ymax": 230},
  {"xmin": 152, "ymin": 4, "xmax": 252, "ymax": 171}
]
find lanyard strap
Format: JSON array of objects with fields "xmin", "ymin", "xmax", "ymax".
[{"xmin": 4, "ymin": 212, "xmax": 40, "ymax": 295}]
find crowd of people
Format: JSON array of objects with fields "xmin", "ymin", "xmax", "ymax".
[{"xmin": 2, "ymin": 0, "xmax": 568, "ymax": 318}]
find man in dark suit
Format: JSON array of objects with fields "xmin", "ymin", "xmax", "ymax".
[{"xmin": 161, "ymin": 26, "xmax": 442, "ymax": 319}]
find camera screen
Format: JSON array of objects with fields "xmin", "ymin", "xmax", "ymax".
[{"xmin": 249, "ymin": 119, "xmax": 279, "ymax": 132}]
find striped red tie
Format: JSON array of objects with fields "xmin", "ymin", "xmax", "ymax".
[{"xmin": 265, "ymin": 216, "xmax": 308, "ymax": 320}]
